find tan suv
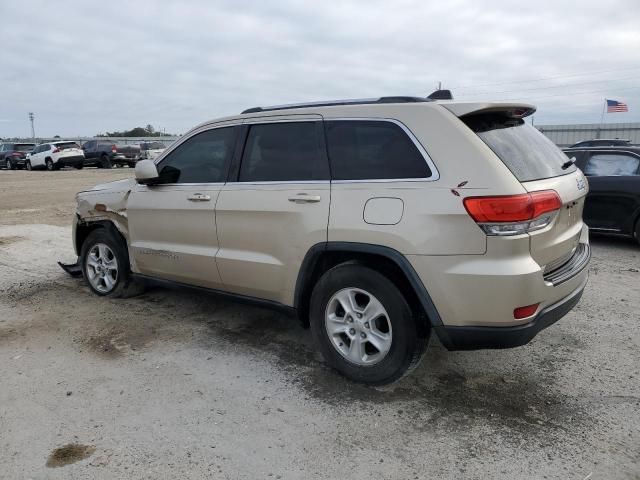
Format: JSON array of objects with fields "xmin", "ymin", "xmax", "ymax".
[{"xmin": 67, "ymin": 93, "xmax": 590, "ymax": 384}]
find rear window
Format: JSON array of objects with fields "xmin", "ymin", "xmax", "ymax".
[
  {"xmin": 15, "ymin": 144, "xmax": 35, "ymax": 152},
  {"xmin": 55, "ymin": 142, "xmax": 81, "ymax": 150},
  {"xmin": 142, "ymin": 142, "xmax": 165, "ymax": 150},
  {"xmin": 463, "ymin": 114, "xmax": 576, "ymax": 182}
]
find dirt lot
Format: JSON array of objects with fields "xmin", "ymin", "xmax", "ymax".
[{"xmin": 0, "ymin": 169, "xmax": 639, "ymax": 479}]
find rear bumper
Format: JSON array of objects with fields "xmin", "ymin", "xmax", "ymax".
[
  {"xmin": 57, "ymin": 155, "xmax": 84, "ymax": 166},
  {"xmin": 434, "ymin": 275, "xmax": 587, "ymax": 350}
]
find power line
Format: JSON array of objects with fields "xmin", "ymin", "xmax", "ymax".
[
  {"xmin": 451, "ymin": 66, "xmax": 640, "ymax": 90},
  {"xmin": 487, "ymin": 85, "xmax": 639, "ymax": 102},
  {"xmin": 456, "ymin": 75, "xmax": 640, "ymax": 96}
]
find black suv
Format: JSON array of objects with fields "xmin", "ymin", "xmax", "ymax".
[
  {"xmin": 0, "ymin": 142, "xmax": 36, "ymax": 169},
  {"xmin": 569, "ymin": 139, "xmax": 632, "ymax": 148},
  {"xmin": 563, "ymin": 145, "xmax": 640, "ymax": 244}
]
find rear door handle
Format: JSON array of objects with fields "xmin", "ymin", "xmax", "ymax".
[
  {"xmin": 288, "ymin": 193, "xmax": 321, "ymax": 203},
  {"xmin": 187, "ymin": 193, "xmax": 211, "ymax": 202}
]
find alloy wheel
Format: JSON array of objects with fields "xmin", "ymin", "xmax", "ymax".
[
  {"xmin": 86, "ymin": 243, "xmax": 119, "ymax": 293},
  {"xmin": 325, "ymin": 287, "xmax": 393, "ymax": 366}
]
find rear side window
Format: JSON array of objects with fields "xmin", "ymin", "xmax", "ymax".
[
  {"xmin": 463, "ymin": 114, "xmax": 576, "ymax": 182},
  {"xmin": 325, "ymin": 120, "xmax": 430, "ymax": 180},
  {"xmin": 157, "ymin": 126, "xmax": 237, "ymax": 183},
  {"xmin": 584, "ymin": 153, "xmax": 640, "ymax": 176},
  {"xmin": 239, "ymin": 122, "xmax": 328, "ymax": 182}
]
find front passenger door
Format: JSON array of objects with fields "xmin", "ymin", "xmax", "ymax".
[{"xmin": 127, "ymin": 124, "xmax": 239, "ymax": 289}]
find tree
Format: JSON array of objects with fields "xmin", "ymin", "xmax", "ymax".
[{"xmin": 97, "ymin": 126, "xmax": 174, "ymax": 137}]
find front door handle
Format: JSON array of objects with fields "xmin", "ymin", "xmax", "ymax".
[
  {"xmin": 288, "ymin": 193, "xmax": 321, "ymax": 204},
  {"xmin": 187, "ymin": 193, "xmax": 211, "ymax": 202}
]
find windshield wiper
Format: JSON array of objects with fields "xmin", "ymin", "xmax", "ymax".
[{"xmin": 561, "ymin": 157, "xmax": 576, "ymax": 170}]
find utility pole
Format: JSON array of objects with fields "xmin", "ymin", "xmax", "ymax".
[
  {"xmin": 438, "ymin": 81, "xmax": 442, "ymax": 90},
  {"xmin": 28, "ymin": 112, "xmax": 35, "ymax": 140}
]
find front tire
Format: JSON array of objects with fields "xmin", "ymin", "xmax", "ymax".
[
  {"xmin": 6, "ymin": 158, "xmax": 14, "ymax": 170},
  {"xmin": 80, "ymin": 228, "xmax": 143, "ymax": 297},
  {"xmin": 25, "ymin": 160, "xmax": 32, "ymax": 171},
  {"xmin": 45, "ymin": 158, "xmax": 54, "ymax": 171},
  {"xmin": 310, "ymin": 263, "xmax": 428, "ymax": 385}
]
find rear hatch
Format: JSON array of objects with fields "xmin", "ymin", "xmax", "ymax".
[
  {"xmin": 56, "ymin": 142, "xmax": 83, "ymax": 157},
  {"xmin": 456, "ymin": 106, "xmax": 587, "ymax": 269}
]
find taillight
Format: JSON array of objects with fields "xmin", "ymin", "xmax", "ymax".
[
  {"xmin": 463, "ymin": 190, "xmax": 561, "ymax": 236},
  {"xmin": 52, "ymin": 148, "xmax": 60, "ymax": 153},
  {"xmin": 111, "ymin": 145, "xmax": 117, "ymax": 153}
]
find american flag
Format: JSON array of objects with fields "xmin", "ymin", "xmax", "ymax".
[{"xmin": 606, "ymin": 99, "xmax": 628, "ymax": 113}]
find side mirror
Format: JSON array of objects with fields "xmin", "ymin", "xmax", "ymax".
[{"xmin": 135, "ymin": 159, "xmax": 159, "ymax": 184}]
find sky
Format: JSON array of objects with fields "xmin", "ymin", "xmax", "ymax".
[{"xmin": 1, "ymin": 0, "xmax": 639, "ymax": 138}]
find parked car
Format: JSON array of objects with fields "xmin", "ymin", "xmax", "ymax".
[
  {"xmin": 28, "ymin": 141, "xmax": 84, "ymax": 170},
  {"xmin": 0, "ymin": 142, "xmax": 36, "ymax": 169},
  {"xmin": 563, "ymin": 145, "xmax": 640, "ymax": 244},
  {"xmin": 82, "ymin": 140, "xmax": 140, "ymax": 168},
  {"xmin": 569, "ymin": 139, "xmax": 631, "ymax": 148},
  {"xmin": 67, "ymin": 93, "xmax": 590, "ymax": 384},
  {"xmin": 139, "ymin": 141, "xmax": 167, "ymax": 160}
]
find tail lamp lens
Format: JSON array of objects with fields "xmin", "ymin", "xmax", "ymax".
[
  {"xmin": 514, "ymin": 303, "xmax": 539, "ymax": 319},
  {"xmin": 463, "ymin": 190, "xmax": 561, "ymax": 236}
]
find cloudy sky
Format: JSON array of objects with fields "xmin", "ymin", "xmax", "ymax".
[{"xmin": 1, "ymin": 0, "xmax": 639, "ymax": 138}]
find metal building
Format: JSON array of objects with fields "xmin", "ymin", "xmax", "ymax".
[{"xmin": 537, "ymin": 122, "xmax": 640, "ymax": 147}]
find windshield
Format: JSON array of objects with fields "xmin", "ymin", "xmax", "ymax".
[
  {"xmin": 463, "ymin": 114, "xmax": 577, "ymax": 182},
  {"xmin": 15, "ymin": 144, "xmax": 35, "ymax": 152}
]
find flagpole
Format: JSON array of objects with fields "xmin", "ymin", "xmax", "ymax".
[{"xmin": 599, "ymin": 99, "xmax": 606, "ymax": 139}]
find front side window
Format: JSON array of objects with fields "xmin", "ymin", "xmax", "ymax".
[
  {"xmin": 325, "ymin": 120, "xmax": 431, "ymax": 180},
  {"xmin": 157, "ymin": 126, "xmax": 237, "ymax": 183},
  {"xmin": 239, "ymin": 122, "xmax": 328, "ymax": 182},
  {"xmin": 584, "ymin": 153, "xmax": 640, "ymax": 176}
]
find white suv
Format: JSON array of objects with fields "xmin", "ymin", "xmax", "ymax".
[
  {"xmin": 28, "ymin": 141, "xmax": 85, "ymax": 170},
  {"xmin": 66, "ymin": 93, "xmax": 590, "ymax": 384}
]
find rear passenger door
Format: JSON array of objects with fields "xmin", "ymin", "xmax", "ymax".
[
  {"xmin": 582, "ymin": 150, "xmax": 640, "ymax": 233},
  {"xmin": 215, "ymin": 117, "xmax": 330, "ymax": 305}
]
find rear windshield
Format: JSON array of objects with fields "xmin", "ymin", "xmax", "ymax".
[
  {"xmin": 142, "ymin": 142, "xmax": 165, "ymax": 150},
  {"xmin": 463, "ymin": 114, "xmax": 576, "ymax": 182},
  {"xmin": 55, "ymin": 142, "xmax": 81, "ymax": 150},
  {"xmin": 15, "ymin": 144, "xmax": 35, "ymax": 152}
]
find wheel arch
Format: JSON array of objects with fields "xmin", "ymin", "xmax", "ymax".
[
  {"xmin": 75, "ymin": 218, "xmax": 128, "ymax": 257},
  {"xmin": 294, "ymin": 242, "xmax": 443, "ymax": 334}
]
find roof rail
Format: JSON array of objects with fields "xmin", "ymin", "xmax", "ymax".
[{"xmin": 241, "ymin": 96, "xmax": 430, "ymax": 114}]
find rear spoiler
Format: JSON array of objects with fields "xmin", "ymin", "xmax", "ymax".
[{"xmin": 443, "ymin": 102, "xmax": 536, "ymax": 119}]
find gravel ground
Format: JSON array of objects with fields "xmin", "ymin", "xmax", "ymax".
[{"xmin": 0, "ymin": 169, "xmax": 639, "ymax": 479}]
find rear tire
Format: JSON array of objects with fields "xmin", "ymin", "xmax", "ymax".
[
  {"xmin": 76, "ymin": 162, "xmax": 84, "ymax": 170},
  {"xmin": 310, "ymin": 263, "xmax": 428, "ymax": 385},
  {"xmin": 80, "ymin": 227, "xmax": 144, "ymax": 298},
  {"xmin": 45, "ymin": 158, "xmax": 54, "ymax": 171},
  {"xmin": 634, "ymin": 218, "xmax": 640, "ymax": 246}
]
